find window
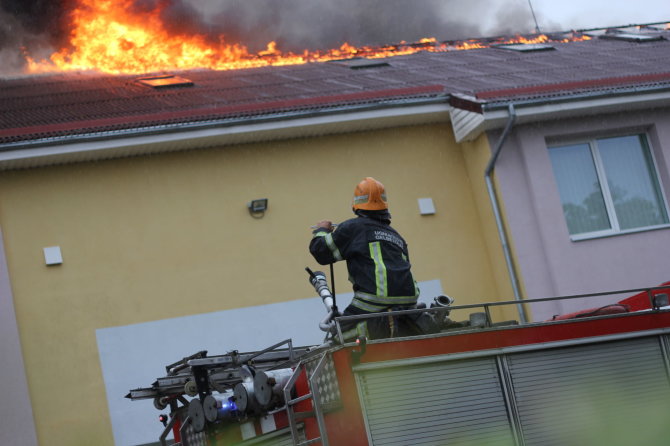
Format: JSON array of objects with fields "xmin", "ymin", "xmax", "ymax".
[
  {"xmin": 549, "ymin": 134, "xmax": 669, "ymax": 239},
  {"xmin": 136, "ymin": 75, "xmax": 194, "ymax": 89},
  {"xmin": 494, "ymin": 43, "xmax": 555, "ymax": 52},
  {"xmin": 328, "ymin": 57, "xmax": 391, "ymax": 69}
]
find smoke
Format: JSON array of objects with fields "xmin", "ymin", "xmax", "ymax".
[
  {"xmin": 192, "ymin": 0, "xmax": 541, "ymax": 52},
  {"xmin": 0, "ymin": 0, "xmax": 74, "ymax": 74},
  {"xmin": 0, "ymin": 0, "xmax": 541, "ymax": 74}
]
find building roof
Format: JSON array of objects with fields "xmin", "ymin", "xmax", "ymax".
[{"xmin": 1, "ymin": 25, "xmax": 670, "ymax": 165}]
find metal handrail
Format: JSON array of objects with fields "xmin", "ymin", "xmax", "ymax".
[
  {"xmin": 333, "ymin": 285, "xmax": 670, "ymax": 343},
  {"xmin": 283, "ymin": 351, "xmax": 332, "ymax": 446},
  {"xmin": 283, "ymin": 361, "xmax": 306, "ymax": 445},
  {"xmin": 159, "ymin": 413, "xmax": 179, "ymax": 446},
  {"xmin": 244, "ymin": 339, "xmax": 295, "ymax": 364},
  {"xmin": 306, "ymin": 352, "xmax": 330, "ymax": 446},
  {"xmin": 177, "ymin": 415, "xmax": 191, "ymax": 446},
  {"xmin": 186, "ymin": 339, "xmax": 298, "ymax": 369}
]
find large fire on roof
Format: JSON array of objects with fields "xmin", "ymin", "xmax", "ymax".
[{"xmin": 21, "ymin": 0, "xmax": 591, "ymax": 76}]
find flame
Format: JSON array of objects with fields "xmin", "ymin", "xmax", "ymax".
[{"xmin": 25, "ymin": 0, "xmax": 592, "ymax": 75}]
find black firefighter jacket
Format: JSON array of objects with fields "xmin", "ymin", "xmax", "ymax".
[{"xmin": 309, "ymin": 215, "xmax": 419, "ymax": 314}]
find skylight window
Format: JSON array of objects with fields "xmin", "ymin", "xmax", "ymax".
[
  {"xmin": 328, "ymin": 57, "xmax": 391, "ymax": 69},
  {"xmin": 599, "ymin": 33, "xmax": 664, "ymax": 42},
  {"xmin": 494, "ymin": 43, "xmax": 555, "ymax": 52},
  {"xmin": 136, "ymin": 75, "xmax": 194, "ymax": 89}
]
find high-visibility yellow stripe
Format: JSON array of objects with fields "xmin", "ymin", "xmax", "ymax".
[
  {"xmin": 369, "ymin": 241, "xmax": 387, "ymax": 297},
  {"xmin": 342, "ymin": 322, "xmax": 368, "ymax": 341},
  {"xmin": 354, "ymin": 291, "xmax": 417, "ymax": 306},
  {"xmin": 341, "ymin": 327, "xmax": 358, "ymax": 340},
  {"xmin": 325, "ymin": 233, "xmax": 343, "ymax": 261},
  {"xmin": 357, "ymin": 321, "xmax": 369, "ymax": 338},
  {"xmin": 351, "ymin": 297, "xmax": 388, "ymax": 312}
]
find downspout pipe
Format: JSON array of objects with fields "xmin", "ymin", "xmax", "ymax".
[{"xmin": 484, "ymin": 103, "xmax": 528, "ymax": 323}]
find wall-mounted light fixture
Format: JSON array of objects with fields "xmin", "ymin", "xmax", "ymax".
[{"xmin": 247, "ymin": 198, "xmax": 268, "ymax": 218}]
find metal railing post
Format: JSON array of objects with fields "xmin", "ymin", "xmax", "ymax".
[
  {"xmin": 283, "ymin": 364, "xmax": 305, "ymax": 444},
  {"xmin": 159, "ymin": 413, "xmax": 179, "ymax": 446},
  {"xmin": 178, "ymin": 416, "xmax": 191, "ymax": 446},
  {"xmin": 307, "ymin": 353, "xmax": 330, "ymax": 446}
]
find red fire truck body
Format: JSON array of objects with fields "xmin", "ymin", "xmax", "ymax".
[{"xmin": 128, "ymin": 285, "xmax": 670, "ymax": 446}]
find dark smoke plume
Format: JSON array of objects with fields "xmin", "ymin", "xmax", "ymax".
[
  {"xmin": 0, "ymin": 0, "xmax": 75, "ymax": 74},
  {"xmin": 190, "ymin": 0, "xmax": 542, "ymax": 52},
  {"xmin": 0, "ymin": 0, "xmax": 543, "ymax": 75}
]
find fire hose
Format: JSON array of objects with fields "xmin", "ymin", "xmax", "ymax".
[{"xmin": 306, "ymin": 267, "xmax": 340, "ymax": 332}]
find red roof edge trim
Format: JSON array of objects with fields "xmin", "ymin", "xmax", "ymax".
[
  {"xmin": 475, "ymin": 72, "xmax": 670, "ymax": 100},
  {"xmin": 0, "ymin": 85, "xmax": 446, "ymax": 141},
  {"xmin": 449, "ymin": 94, "xmax": 483, "ymax": 114}
]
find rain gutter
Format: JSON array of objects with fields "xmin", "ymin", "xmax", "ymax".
[
  {"xmin": 484, "ymin": 103, "xmax": 528, "ymax": 324},
  {"xmin": 481, "ymin": 83, "xmax": 670, "ymax": 111},
  {"xmin": 450, "ymin": 83, "xmax": 670, "ymax": 144}
]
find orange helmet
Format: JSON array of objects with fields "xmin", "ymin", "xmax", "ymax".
[{"xmin": 353, "ymin": 177, "xmax": 388, "ymax": 211}]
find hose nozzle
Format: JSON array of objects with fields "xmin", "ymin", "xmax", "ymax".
[
  {"xmin": 307, "ymin": 270, "xmax": 333, "ymax": 303},
  {"xmin": 306, "ymin": 267, "xmax": 336, "ymax": 331},
  {"xmin": 431, "ymin": 295, "xmax": 455, "ymax": 308}
]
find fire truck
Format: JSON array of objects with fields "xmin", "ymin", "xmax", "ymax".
[{"xmin": 127, "ymin": 274, "xmax": 670, "ymax": 446}]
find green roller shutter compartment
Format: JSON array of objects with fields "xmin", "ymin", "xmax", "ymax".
[
  {"xmin": 356, "ymin": 357, "xmax": 516, "ymax": 446},
  {"xmin": 507, "ymin": 336, "xmax": 670, "ymax": 446}
]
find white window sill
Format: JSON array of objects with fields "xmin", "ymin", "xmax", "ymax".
[{"xmin": 570, "ymin": 223, "xmax": 670, "ymax": 242}]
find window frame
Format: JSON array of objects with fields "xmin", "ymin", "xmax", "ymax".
[{"xmin": 548, "ymin": 132, "xmax": 670, "ymax": 241}]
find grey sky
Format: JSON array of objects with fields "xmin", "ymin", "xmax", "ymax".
[{"xmin": 529, "ymin": 0, "xmax": 670, "ymax": 32}]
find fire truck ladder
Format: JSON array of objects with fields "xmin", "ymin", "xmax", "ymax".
[{"xmin": 284, "ymin": 351, "xmax": 330, "ymax": 446}]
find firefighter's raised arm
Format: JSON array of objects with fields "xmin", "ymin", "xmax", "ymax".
[
  {"xmin": 309, "ymin": 219, "xmax": 342, "ymax": 265},
  {"xmin": 314, "ymin": 220, "xmax": 334, "ymax": 232}
]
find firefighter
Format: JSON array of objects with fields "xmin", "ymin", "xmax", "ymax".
[{"xmin": 309, "ymin": 177, "xmax": 420, "ymax": 340}]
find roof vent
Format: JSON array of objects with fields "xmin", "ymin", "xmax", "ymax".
[
  {"xmin": 494, "ymin": 43, "xmax": 555, "ymax": 52},
  {"xmin": 136, "ymin": 75, "xmax": 194, "ymax": 89},
  {"xmin": 328, "ymin": 57, "xmax": 391, "ymax": 69},
  {"xmin": 599, "ymin": 32, "xmax": 664, "ymax": 42}
]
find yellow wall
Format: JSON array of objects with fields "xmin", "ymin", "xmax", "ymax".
[
  {"xmin": 0, "ymin": 123, "xmax": 512, "ymax": 445},
  {"xmin": 461, "ymin": 134, "xmax": 526, "ymax": 323}
]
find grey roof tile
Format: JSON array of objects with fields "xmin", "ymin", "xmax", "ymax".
[{"xmin": 2, "ymin": 29, "xmax": 670, "ymax": 144}]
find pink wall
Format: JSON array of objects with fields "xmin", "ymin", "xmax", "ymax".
[
  {"xmin": 0, "ymin": 229, "xmax": 38, "ymax": 445},
  {"xmin": 492, "ymin": 108, "xmax": 670, "ymax": 321}
]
